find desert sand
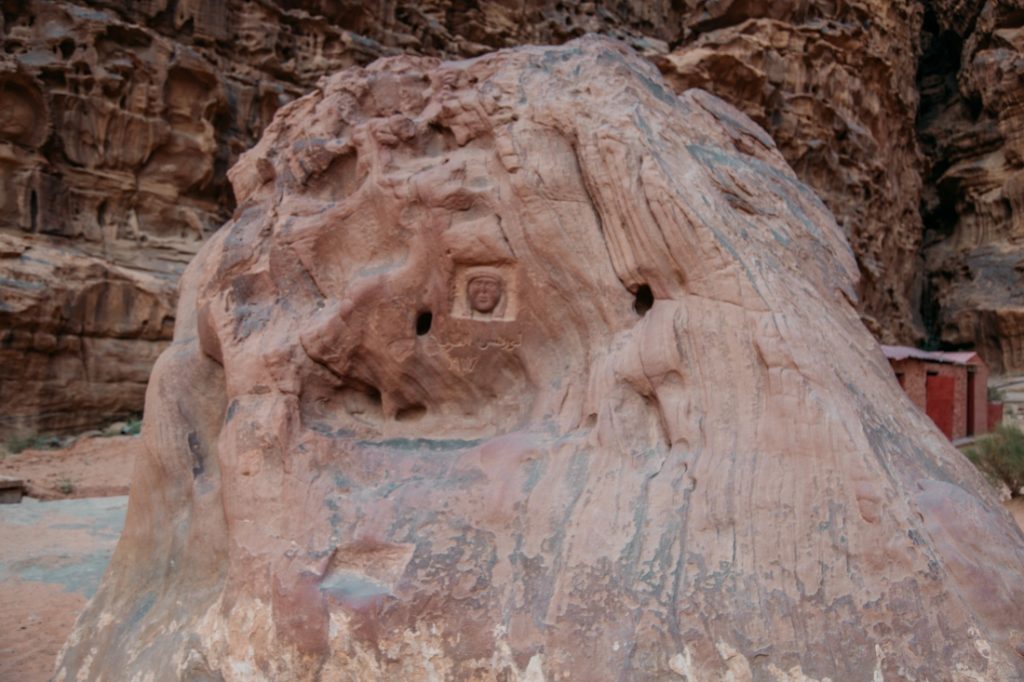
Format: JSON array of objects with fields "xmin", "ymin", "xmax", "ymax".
[
  {"xmin": 0, "ymin": 495, "xmax": 128, "ymax": 682},
  {"xmin": 0, "ymin": 435, "xmax": 139, "ymax": 500},
  {"xmin": 0, "ymin": 437, "xmax": 136, "ymax": 680}
]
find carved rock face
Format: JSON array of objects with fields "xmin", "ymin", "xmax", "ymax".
[
  {"xmin": 467, "ymin": 275, "xmax": 503, "ymax": 314},
  {"xmin": 57, "ymin": 38, "xmax": 1024, "ymax": 681}
]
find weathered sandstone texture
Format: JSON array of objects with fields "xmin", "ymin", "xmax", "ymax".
[
  {"xmin": 57, "ymin": 39, "xmax": 1024, "ymax": 681},
  {"xmin": 655, "ymin": 2, "xmax": 927, "ymax": 343},
  {"xmin": 7, "ymin": 0, "xmax": 1024, "ymax": 432},
  {"xmin": 0, "ymin": 0, "xmax": 383, "ymax": 436},
  {"xmin": 0, "ymin": 231, "xmax": 174, "ymax": 435},
  {"xmin": 918, "ymin": 0, "xmax": 1024, "ymax": 373},
  {"xmin": 0, "ymin": 1, "xmax": 681, "ymax": 437}
]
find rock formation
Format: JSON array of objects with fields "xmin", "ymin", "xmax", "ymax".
[
  {"xmin": 5, "ymin": 0, "xmax": 1024, "ymax": 434},
  {"xmin": 0, "ymin": 231, "xmax": 174, "ymax": 434},
  {"xmin": 0, "ymin": 0, "xmax": 681, "ymax": 438},
  {"xmin": 655, "ymin": 2, "xmax": 927, "ymax": 343},
  {"xmin": 0, "ymin": 0, "xmax": 280, "ymax": 435},
  {"xmin": 918, "ymin": 0, "xmax": 1024, "ymax": 374},
  {"xmin": 56, "ymin": 39, "xmax": 1024, "ymax": 681}
]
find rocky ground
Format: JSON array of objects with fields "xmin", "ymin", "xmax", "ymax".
[{"xmin": 0, "ymin": 434, "xmax": 139, "ymax": 499}]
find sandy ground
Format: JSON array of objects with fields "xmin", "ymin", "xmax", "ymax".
[
  {"xmin": 0, "ymin": 496, "xmax": 128, "ymax": 682},
  {"xmin": 0, "ymin": 435, "xmax": 140, "ymax": 499}
]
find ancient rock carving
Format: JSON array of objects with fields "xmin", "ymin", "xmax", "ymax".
[
  {"xmin": 56, "ymin": 38, "xmax": 1024, "ymax": 681},
  {"xmin": 467, "ymin": 273, "xmax": 503, "ymax": 314},
  {"xmin": 450, "ymin": 262, "xmax": 517, "ymax": 322}
]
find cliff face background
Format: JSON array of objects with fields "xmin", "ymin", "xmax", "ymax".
[{"xmin": 0, "ymin": 0, "xmax": 1021, "ymax": 435}]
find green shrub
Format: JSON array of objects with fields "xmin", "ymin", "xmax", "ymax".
[
  {"xmin": 121, "ymin": 416, "xmax": 142, "ymax": 436},
  {"xmin": 3, "ymin": 433, "xmax": 63, "ymax": 455},
  {"xmin": 966, "ymin": 424, "xmax": 1024, "ymax": 495}
]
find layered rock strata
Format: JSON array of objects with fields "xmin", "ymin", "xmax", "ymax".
[
  {"xmin": 8, "ymin": 0, "xmax": 1024, "ymax": 432},
  {"xmin": 918, "ymin": 0, "xmax": 1024, "ymax": 373},
  {"xmin": 655, "ymin": 2, "xmax": 927, "ymax": 342},
  {"xmin": 0, "ymin": 0, "xmax": 378, "ymax": 435},
  {"xmin": 0, "ymin": 231, "xmax": 173, "ymax": 434},
  {"xmin": 56, "ymin": 39, "xmax": 1024, "ymax": 681}
]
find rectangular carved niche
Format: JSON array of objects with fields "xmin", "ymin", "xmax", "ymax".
[{"xmin": 450, "ymin": 263, "xmax": 518, "ymax": 321}]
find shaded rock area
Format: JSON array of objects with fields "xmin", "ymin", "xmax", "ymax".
[
  {"xmin": 656, "ymin": 2, "xmax": 927, "ymax": 343},
  {"xmin": 56, "ymin": 39, "xmax": 1024, "ymax": 681},
  {"xmin": 1, "ymin": 231, "xmax": 173, "ymax": 434},
  {"xmin": 918, "ymin": 0, "xmax": 1024, "ymax": 373},
  {"xmin": 0, "ymin": 0, "xmax": 326, "ymax": 435}
]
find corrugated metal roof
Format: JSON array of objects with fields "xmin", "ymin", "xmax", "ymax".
[{"xmin": 881, "ymin": 345, "xmax": 979, "ymax": 366}]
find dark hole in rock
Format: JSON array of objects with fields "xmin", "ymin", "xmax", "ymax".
[
  {"xmin": 396, "ymin": 404, "xmax": 426, "ymax": 422},
  {"xmin": 634, "ymin": 284, "xmax": 653, "ymax": 316},
  {"xmin": 29, "ymin": 190, "xmax": 38, "ymax": 232},
  {"xmin": 416, "ymin": 311, "xmax": 432, "ymax": 336}
]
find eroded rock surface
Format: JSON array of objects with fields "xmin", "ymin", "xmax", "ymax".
[
  {"xmin": 0, "ymin": 0, "xmax": 402, "ymax": 435},
  {"xmin": 0, "ymin": 0, "xmax": 683, "ymax": 437},
  {"xmin": 655, "ymin": 2, "xmax": 927, "ymax": 343},
  {"xmin": 918, "ymin": 0, "xmax": 1024, "ymax": 373},
  {"xmin": 56, "ymin": 39, "xmax": 1024, "ymax": 681},
  {"xmin": 0, "ymin": 231, "xmax": 174, "ymax": 435},
  {"xmin": 7, "ymin": 0, "xmax": 1024, "ymax": 432}
]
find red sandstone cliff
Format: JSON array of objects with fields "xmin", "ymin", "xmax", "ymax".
[{"xmin": 2, "ymin": 0, "xmax": 1023, "ymax": 434}]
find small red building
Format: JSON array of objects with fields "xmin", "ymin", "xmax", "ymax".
[{"xmin": 882, "ymin": 345, "xmax": 997, "ymax": 441}]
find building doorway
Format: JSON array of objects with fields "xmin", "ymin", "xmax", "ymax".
[{"xmin": 926, "ymin": 372, "xmax": 956, "ymax": 440}]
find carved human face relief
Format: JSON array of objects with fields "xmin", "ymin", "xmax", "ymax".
[
  {"xmin": 450, "ymin": 264, "xmax": 517, "ymax": 321},
  {"xmin": 467, "ymin": 274, "xmax": 503, "ymax": 314}
]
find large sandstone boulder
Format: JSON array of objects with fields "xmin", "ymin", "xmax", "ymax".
[{"xmin": 56, "ymin": 38, "xmax": 1024, "ymax": 680}]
